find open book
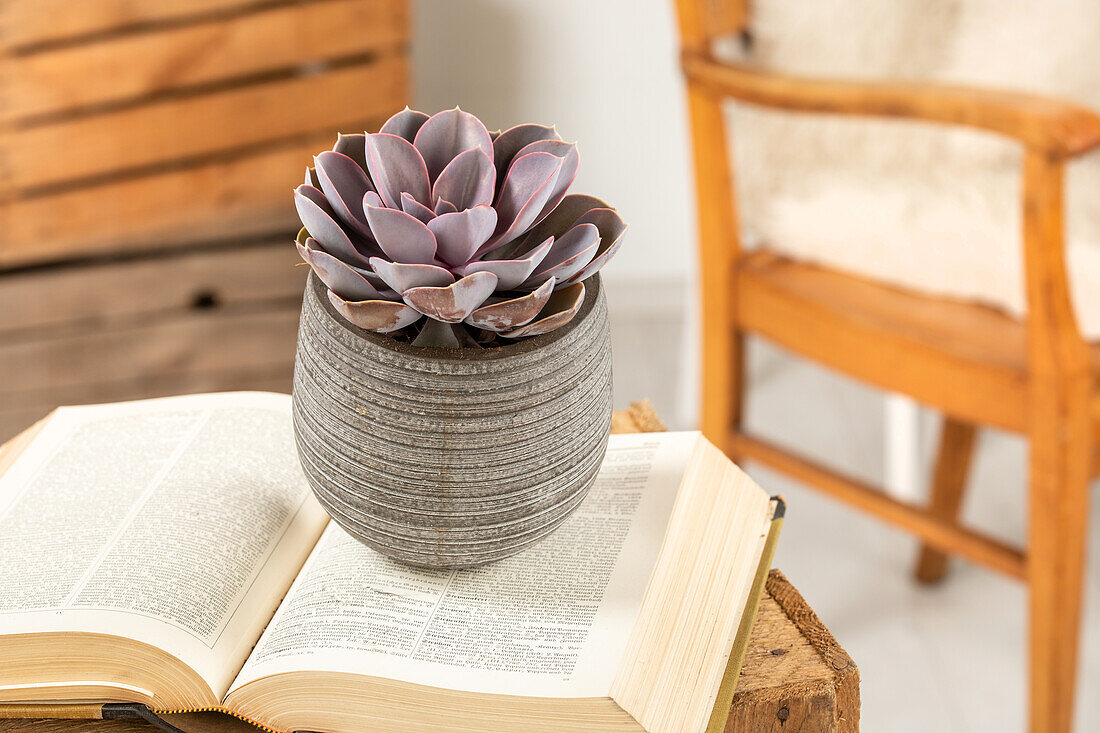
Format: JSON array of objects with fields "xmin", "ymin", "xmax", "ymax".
[{"xmin": 0, "ymin": 392, "xmax": 782, "ymax": 733}]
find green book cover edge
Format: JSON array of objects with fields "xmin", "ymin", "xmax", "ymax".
[{"xmin": 704, "ymin": 496, "xmax": 786, "ymax": 733}]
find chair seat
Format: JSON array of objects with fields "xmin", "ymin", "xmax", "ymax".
[{"xmin": 735, "ymin": 249, "xmax": 1100, "ymax": 435}]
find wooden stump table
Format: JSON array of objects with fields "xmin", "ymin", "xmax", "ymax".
[{"xmin": 0, "ymin": 402, "xmax": 859, "ymax": 732}]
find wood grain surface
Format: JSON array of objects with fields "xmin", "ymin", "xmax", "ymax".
[{"xmin": 5, "ymin": 0, "xmax": 407, "ymax": 122}]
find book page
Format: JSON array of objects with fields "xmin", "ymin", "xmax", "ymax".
[
  {"xmin": 0, "ymin": 392, "xmax": 329, "ymax": 700},
  {"xmin": 228, "ymin": 432, "xmax": 700, "ymax": 700}
]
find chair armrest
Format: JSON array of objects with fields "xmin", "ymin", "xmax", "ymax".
[{"xmin": 682, "ymin": 50, "xmax": 1100, "ymax": 157}]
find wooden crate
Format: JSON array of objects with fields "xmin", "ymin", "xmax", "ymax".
[{"xmin": 0, "ymin": 0, "xmax": 410, "ymax": 440}]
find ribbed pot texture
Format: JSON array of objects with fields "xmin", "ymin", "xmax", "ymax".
[{"xmin": 292, "ymin": 271, "xmax": 613, "ymax": 568}]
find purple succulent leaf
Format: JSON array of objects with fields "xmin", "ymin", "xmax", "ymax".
[
  {"xmin": 460, "ymin": 235, "xmax": 553, "ymax": 290},
  {"xmin": 465, "ymin": 277, "xmax": 555, "ymax": 332},
  {"xmin": 426, "ymin": 205, "xmax": 498, "ymax": 267},
  {"xmin": 380, "ymin": 107, "xmax": 430, "ymax": 143},
  {"xmin": 563, "ymin": 238, "xmax": 622, "ymax": 285},
  {"xmin": 400, "ymin": 192, "xmax": 436, "ymax": 224},
  {"xmin": 296, "ymin": 227, "xmax": 389, "ymax": 291},
  {"xmin": 333, "ymin": 133, "xmax": 369, "ymax": 173},
  {"xmin": 514, "ymin": 193, "xmax": 609, "ymax": 251},
  {"xmin": 364, "ymin": 190, "xmax": 384, "ymax": 210},
  {"xmin": 328, "ymin": 291, "xmax": 422, "ymax": 333},
  {"xmin": 346, "ymin": 263, "xmax": 392, "ymax": 292},
  {"xmin": 315, "ymin": 151, "xmax": 373, "ymax": 238},
  {"xmin": 413, "ymin": 108, "xmax": 494, "ymax": 182},
  {"xmin": 431, "ymin": 148, "xmax": 495, "ymax": 211},
  {"xmin": 492, "ymin": 123, "xmax": 561, "ymax": 190},
  {"xmin": 298, "ymin": 239, "xmax": 391, "ymax": 301},
  {"xmin": 370, "ymin": 257, "xmax": 454, "ymax": 293},
  {"xmin": 523, "ymin": 223, "xmax": 600, "ymax": 288},
  {"xmin": 529, "ymin": 222, "xmax": 600, "ymax": 276},
  {"xmin": 561, "ymin": 209, "xmax": 628, "ymax": 285},
  {"xmin": 294, "ymin": 184, "xmax": 371, "ymax": 267},
  {"xmin": 364, "ymin": 133, "xmax": 431, "ymax": 209},
  {"xmin": 482, "ymin": 151, "xmax": 564, "ymax": 253},
  {"xmin": 525, "ymin": 244, "xmax": 599, "ymax": 288},
  {"xmin": 304, "ymin": 166, "xmax": 320, "ymax": 188},
  {"xmin": 402, "ymin": 271, "xmax": 498, "ymax": 323},
  {"xmin": 364, "ymin": 204, "xmax": 438, "ymax": 264},
  {"xmin": 512, "ymin": 139, "xmax": 579, "ymax": 222},
  {"xmin": 574, "ymin": 206, "xmax": 627, "ymax": 247},
  {"xmin": 500, "ymin": 282, "xmax": 585, "ymax": 339},
  {"xmin": 434, "ymin": 198, "xmax": 458, "ymax": 216}
]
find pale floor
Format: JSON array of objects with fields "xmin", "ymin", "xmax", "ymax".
[{"xmin": 610, "ymin": 319, "xmax": 1100, "ymax": 733}]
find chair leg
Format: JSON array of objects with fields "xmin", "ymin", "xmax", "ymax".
[
  {"xmin": 729, "ymin": 330, "xmax": 745, "ymax": 434},
  {"xmin": 1028, "ymin": 428, "xmax": 1091, "ymax": 733},
  {"xmin": 913, "ymin": 417, "xmax": 977, "ymax": 583},
  {"xmin": 701, "ymin": 326, "xmax": 744, "ymax": 447}
]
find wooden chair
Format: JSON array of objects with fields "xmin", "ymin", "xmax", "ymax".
[{"xmin": 673, "ymin": 1, "xmax": 1100, "ymax": 731}]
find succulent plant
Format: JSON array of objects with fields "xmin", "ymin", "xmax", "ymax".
[{"xmin": 294, "ymin": 107, "xmax": 626, "ymax": 348}]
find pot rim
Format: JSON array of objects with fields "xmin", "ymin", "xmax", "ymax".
[{"xmin": 309, "ymin": 270, "xmax": 603, "ymax": 362}]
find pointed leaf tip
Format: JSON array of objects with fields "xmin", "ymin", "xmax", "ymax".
[
  {"xmin": 413, "ymin": 108, "xmax": 494, "ymax": 182},
  {"xmin": 501, "ymin": 282, "xmax": 585, "ymax": 338},
  {"xmin": 427, "ymin": 206, "xmax": 497, "ymax": 267},
  {"xmin": 380, "ymin": 108, "xmax": 430, "ymax": 143},
  {"xmin": 402, "ymin": 271, "xmax": 498, "ymax": 323},
  {"xmin": 466, "ymin": 277, "xmax": 556, "ymax": 332},
  {"xmin": 328, "ymin": 291, "xmax": 421, "ymax": 333},
  {"xmin": 364, "ymin": 132, "xmax": 431, "ymax": 209},
  {"xmin": 294, "ymin": 185, "xmax": 371, "ymax": 267}
]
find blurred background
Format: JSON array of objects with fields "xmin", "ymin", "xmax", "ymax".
[{"xmin": 1, "ymin": 1, "xmax": 1098, "ymax": 731}]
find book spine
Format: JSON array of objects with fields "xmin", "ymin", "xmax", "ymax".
[{"xmin": 102, "ymin": 703, "xmax": 286, "ymax": 733}]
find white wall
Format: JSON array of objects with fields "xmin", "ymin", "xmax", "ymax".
[
  {"xmin": 412, "ymin": 0, "xmax": 697, "ymax": 290},
  {"xmin": 413, "ymin": 0, "xmax": 699, "ymax": 424}
]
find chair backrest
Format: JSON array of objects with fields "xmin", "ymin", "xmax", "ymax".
[
  {"xmin": 0, "ymin": 0, "xmax": 409, "ymax": 269},
  {"xmin": 673, "ymin": 0, "xmax": 748, "ymax": 49},
  {"xmin": 674, "ymin": 0, "xmax": 1100, "ymax": 353}
]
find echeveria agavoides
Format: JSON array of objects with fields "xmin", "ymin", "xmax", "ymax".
[{"xmin": 295, "ymin": 107, "xmax": 626, "ymax": 347}]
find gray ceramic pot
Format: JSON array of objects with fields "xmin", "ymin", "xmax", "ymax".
[{"xmin": 291, "ymin": 271, "xmax": 613, "ymax": 568}]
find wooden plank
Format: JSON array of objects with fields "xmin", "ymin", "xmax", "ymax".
[
  {"xmin": 736, "ymin": 250, "xmax": 1030, "ymax": 432},
  {"xmin": 914, "ymin": 418, "xmax": 978, "ymax": 583},
  {"xmin": 682, "ymin": 50, "xmax": 1100, "ymax": 157},
  {"xmin": 678, "ymin": 49, "xmax": 742, "ymax": 446},
  {"xmin": 0, "ymin": 244, "xmax": 306, "ymax": 335},
  {"xmin": 3, "ymin": 0, "xmax": 277, "ymax": 50},
  {"xmin": 0, "ymin": 370, "xmax": 294, "ymax": 444},
  {"xmin": 1021, "ymin": 150, "xmax": 1094, "ymax": 733},
  {"xmin": 732, "ymin": 570, "xmax": 860, "ymax": 733},
  {"xmin": 0, "ymin": 306, "xmax": 300, "ymax": 397},
  {"xmin": 5, "ymin": 0, "xmax": 408, "ymax": 122},
  {"xmin": 704, "ymin": 0, "xmax": 749, "ymax": 40},
  {"xmin": 7, "ymin": 55, "xmax": 406, "ymax": 192},
  {"xmin": 0, "ymin": 722, "xmax": 146, "ymax": 733},
  {"xmin": 728, "ymin": 592, "xmax": 836, "ymax": 732},
  {"xmin": 0, "ymin": 122, "xmax": 385, "ymax": 268},
  {"xmin": 730, "ymin": 430, "xmax": 1027, "ymax": 580}
]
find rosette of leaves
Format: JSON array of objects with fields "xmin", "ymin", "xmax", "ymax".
[{"xmin": 294, "ymin": 107, "xmax": 626, "ymax": 347}]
